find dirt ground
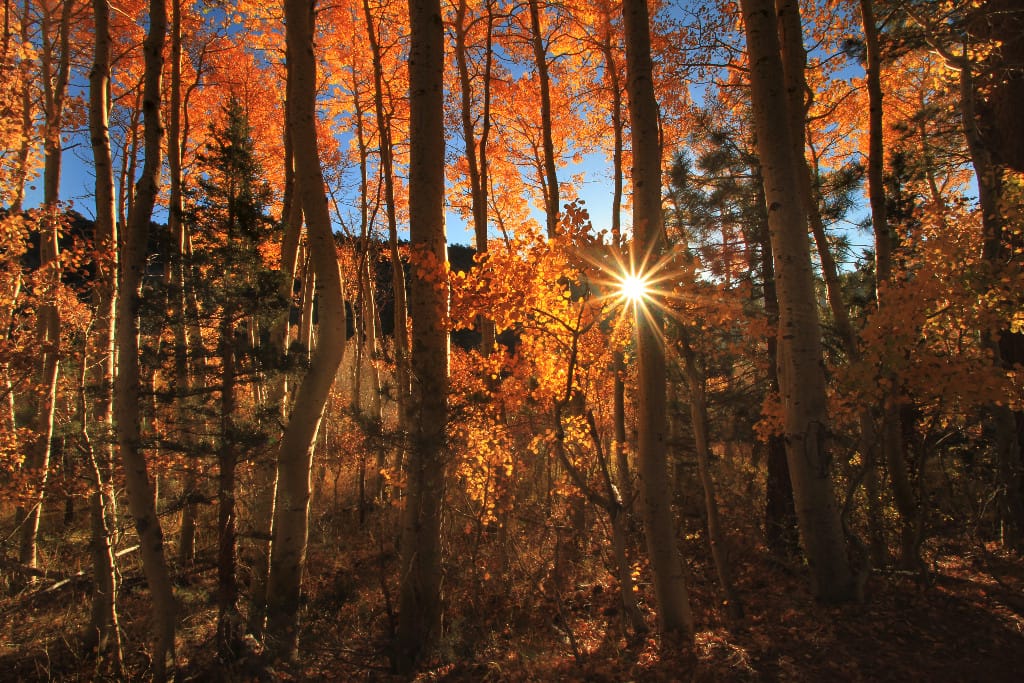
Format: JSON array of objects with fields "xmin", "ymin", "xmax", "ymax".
[{"xmin": 3, "ymin": 513, "xmax": 1022, "ymax": 682}]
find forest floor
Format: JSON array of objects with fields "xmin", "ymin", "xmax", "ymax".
[{"xmin": 2, "ymin": 500, "xmax": 1023, "ymax": 682}]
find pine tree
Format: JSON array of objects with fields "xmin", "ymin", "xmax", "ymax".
[{"xmin": 187, "ymin": 96, "xmax": 282, "ymax": 658}]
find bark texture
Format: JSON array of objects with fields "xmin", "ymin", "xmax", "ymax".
[
  {"xmin": 528, "ymin": 0, "xmax": 560, "ymax": 237},
  {"xmin": 740, "ymin": 0, "xmax": 854, "ymax": 602},
  {"xmin": 84, "ymin": 0, "xmax": 122, "ymax": 668},
  {"xmin": 266, "ymin": 0, "xmax": 348, "ymax": 658},
  {"xmin": 115, "ymin": 0, "xmax": 177, "ymax": 676},
  {"xmin": 622, "ymin": 0, "xmax": 695, "ymax": 643},
  {"xmin": 396, "ymin": 0, "xmax": 449, "ymax": 671},
  {"xmin": 19, "ymin": 0, "xmax": 72, "ymax": 571}
]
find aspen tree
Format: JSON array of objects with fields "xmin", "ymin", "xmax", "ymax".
[
  {"xmin": 115, "ymin": 0, "xmax": 178, "ymax": 674},
  {"xmin": 266, "ymin": 0, "xmax": 348, "ymax": 658},
  {"xmin": 453, "ymin": 0, "xmax": 495, "ymax": 352},
  {"xmin": 396, "ymin": 0, "xmax": 448, "ymax": 670},
  {"xmin": 84, "ymin": 0, "xmax": 122, "ymax": 668},
  {"xmin": 19, "ymin": 0, "xmax": 74, "ymax": 571},
  {"xmin": 740, "ymin": 0, "xmax": 854, "ymax": 602},
  {"xmin": 622, "ymin": 0, "xmax": 695, "ymax": 643},
  {"xmin": 527, "ymin": 0, "xmax": 559, "ymax": 237}
]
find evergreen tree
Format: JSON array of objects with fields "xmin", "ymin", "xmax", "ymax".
[{"xmin": 186, "ymin": 96, "xmax": 282, "ymax": 658}]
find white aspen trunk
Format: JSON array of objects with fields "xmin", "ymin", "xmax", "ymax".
[
  {"xmin": 740, "ymin": 0, "xmax": 854, "ymax": 602},
  {"xmin": 115, "ymin": 0, "xmax": 178, "ymax": 676},
  {"xmin": 622, "ymin": 0, "xmax": 695, "ymax": 644},
  {"xmin": 527, "ymin": 0, "xmax": 560, "ymax": 238},
  {"xmin": 84, "ymin": 0, "xmax": 122, "ymax": 668},
  {"xmin": 19, "ymin": 0, "xmax": 72, "ymax": 571},
  {"xmin": 247, "ymin": 96, "xmax": 302, "ymax": 637},
  {"xmin": 265, "ymin": 0, "xmax": 348, "ymax": 658},
  {"xmin": 396, "ymin": 0, "xmax": 448, "ymax": 671}
]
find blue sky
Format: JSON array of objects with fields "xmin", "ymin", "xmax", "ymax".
[{"xmin": 23, "ymin": 0, "xmax": 876, "ymax": 263}]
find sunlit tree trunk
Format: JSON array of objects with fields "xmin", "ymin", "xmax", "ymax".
[
  {"xmin": 166, "ymin": 0, "xmax": 200, "ymax": 569},
  {"xmin": 266, "ymin": 0, "xmax": 348, "ymax": 658},
  {"xmin": 116, "ymin": 0, "xmax": 177, "ymax": 675},
  {"xmin": 779, "ymin": 0, "xmax": 892, "ymax": 569},
  {"xmin": 527, "ymin": 0, "xmax": 559, "ymax": 237},
  {"xmin": 600, "ymin": 3, "xmax": 633, "ymax": 517},
  {"xmin": 19, "ymin": 0, "xmax": 73, "ymax": 571},
  {"xmin": 858, "ymin": 0, "xmax": 896, "ymax": 567},
  {"xmin": 622, "ymin": 0, "xmax": 695, "ymax": 644},
  {"xmin": 454, "ymin": 0, "xmax": 495, "ymax": 353},
  {"xmin": 362, "ymin": 0, "xmax": 411, "ymax": 432},
  {"xmin": 396, "ymin": 0, "xmax": 448, "ymax": 670},
  {"xmin": 247, "ymin": 66, "xmax": 301, "ymax": 638},
  {"xmin": 741, "ymin": 0, "xmax": 854, "ymax": 602},
  {"xmin": 83, "ymin": 0, "xmax": 122, "ymax": 669}
]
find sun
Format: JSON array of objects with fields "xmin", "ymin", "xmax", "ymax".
[{"xmin": 618, "ymin": 272, "xmax": 651, "ymax": 304}]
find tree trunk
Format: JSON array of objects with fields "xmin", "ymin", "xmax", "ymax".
[
  {"xmin": 167, "ymin": 0, "xmax": 200, "ymax": 569},
  {"xmin": 247, "ymin": 75, "xmax": 302, "ymax": 638},
  {"xmin": 10, "ymin": 0, "xmax": 31, "ymax": 213},
  {"xmin": 610, "ymin": 506, "xmax": 647, "ymax": 635},
  {"xmin": 19, "ymin": 0, "xmax": 73, "ymax": 572},
  {"xmin": 217, "ymin": 311, "xmax": 241, "ymax": 658},
  {"xmin": 83, "ymin": 0, "xmax": 122, "ymax": 669},
  {"xmin": 266, "ymin": 0, "xmax": 348, "ymax": 658},
  {"xmin": 775, "ymin": 0, "xmax": 857, "ymax": 350},
  {"xmin": 782, "ymin": 0, "xmax": 897, "ymax": 569},
  {"xmin": 678, "ymin": 333, "xmax": 744, "ymax": 619},
  {"xmin": 454, "ymin": 0, "xmax": 495, "ymax": 353},
  {"xmin": 116, "ymin": 0, "xmax": 177, "ymax": 675},
  {"xmin": 602, "ymin": 9, "xmax": 633, "ymax": 517},
  {"xmin": 740, "ymin": 0, "xmax": 854, "ymax": 602},
  {"xmin": 298, "ymin": 252, "xmax": 316, "ymax": 356},
  {"xmin": 860, "ymin": 0, "xmax": 890, "ymax": 288},
  {"xmin": 396, "ymin": 0, "xmax": 448, "ymax": 671},
  {"xmin": 960, "ymin": 56, "xmax": 1024, "ymax": 548},
  {"xmin": 847, "ymin": 0, "xmax": 893, "ymax": 570},
  {"xmin": 350, "ymin": 78, "xmax": 388, "ymax": 506},
  {"xmin": 622, "ymin": 0, "xmax": 695, "ymax": 644},
  {"xmin": 362, "ymin": 0, "xmax": 411, "ymax": 432},
  {"xmin": 756, "ymin": 192, "xmax": 800, "ymax": 556},
  {"xmin": 527, "ymin": 0, "xmax": 560, "ymax": 237},
  {"xmin": 80, "ymin": 357, "xmax": 123, "ymax": 675},
  {"xmin": 117, "ymin": 88, "xmax": 141, "ymax": 231}
]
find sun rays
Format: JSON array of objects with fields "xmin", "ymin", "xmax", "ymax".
[
  {"xmin": 573, "ymin": 239, "xmax": 692, "ymax": 356},
  {"xmin": 618, "ymin": 271, "xmax": 652, "ymax": 304}
]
